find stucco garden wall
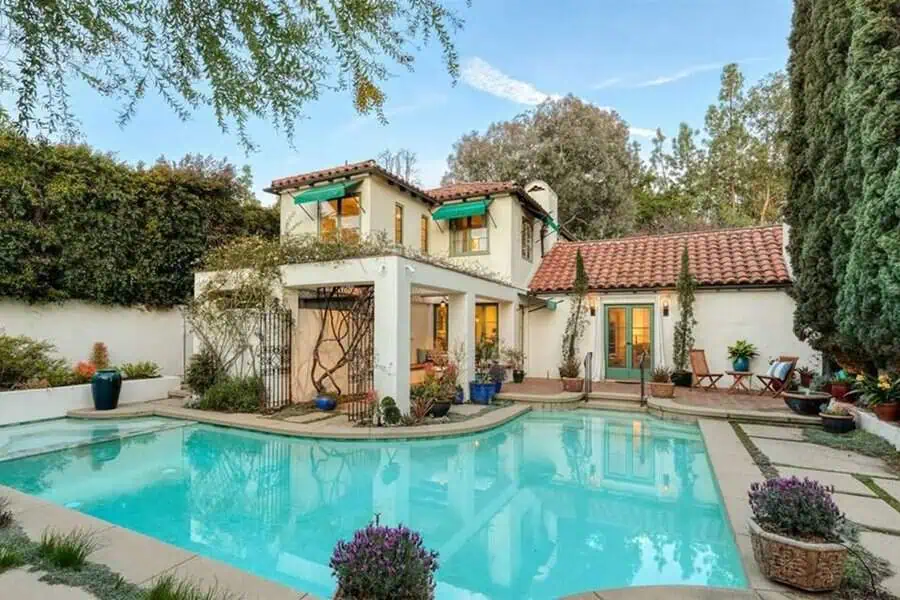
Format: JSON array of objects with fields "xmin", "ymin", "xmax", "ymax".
[
  {"xmin": 0, "ymin": 300, "xmax": 187, "ymax": 376},
  {"xmin": 0, "ymin": 376, "xmax": 182, "ymax": 426}
]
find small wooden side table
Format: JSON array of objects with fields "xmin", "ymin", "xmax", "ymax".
[{"xmin": 726, "ymin": 371, "xmax": 753, "ymax": 394}]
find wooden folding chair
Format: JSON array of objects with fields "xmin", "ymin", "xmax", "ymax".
[
  {"xmin": 690, "ymin": 349, "xmax": 724, "ymax": 391},
  {"xmin": 757, "ymin": 356, "xmax": 798, "ymax": 397}
]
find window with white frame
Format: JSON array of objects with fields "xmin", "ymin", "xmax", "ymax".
[
  {"xmin": 450, "ymin": 215, "xmax": 489, "ymax": 256},
  {"xmin": 521, "ymin": 216, "xmax": 534, "ymax": 261}
]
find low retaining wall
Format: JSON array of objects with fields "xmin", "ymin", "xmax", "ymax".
[
  {"xmin": 0, "ymin": 376, "xmax": 181, "ymax": 426},
  {"xmin": 854, "ymin": 408, "xmax": 900, "ymax": 450}
]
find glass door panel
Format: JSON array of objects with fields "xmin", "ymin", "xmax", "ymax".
[
  {"xmin": 631, "ymin": 307, "xmax": 651, "ymax": 369},
  {"xmin": 607, "ymin": 307, "xmax": 626, "ymax": 368}
]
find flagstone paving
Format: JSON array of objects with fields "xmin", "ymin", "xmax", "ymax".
[
  {"xmin": 832, "ymin": 492, "xmax": 900, "ymax": 533},
  {"xmin": 741, "ymin": 424, "xmax": 806, "ymax": 441},
  {"xmin": 859, "ymin": 531, "xmax": 900, "ymax": 596},
  {"xmin": 777, "ymin": 467, "xmax": 876, "ymax": 496},
  {"xmin": 872, "ymin": 477, "xmax": 900, "ymax": 500},
  {"xmin": 753, "ymin": 437, "xmax": 895, "ymax": 478},
  {"xmin": 0, "ymin": 569, "xmax": 99, "ymax": 600}
]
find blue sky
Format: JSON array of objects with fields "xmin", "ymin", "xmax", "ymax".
[{"xmin": 70, "ymin": 0, "xmax": 792, "ymax": 202}]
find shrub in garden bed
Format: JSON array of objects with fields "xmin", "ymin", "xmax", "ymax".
[
  {"xmin": 0, "ymin": 334, "xmax": 70, "ymax": 390},
  {"xmin": 195, "ymin": 376, "xmax": 264, "ymax": 413},
  {"xmin": 330, "ymin": 519, "xmax": 439, "ymax": 600},
  {"xmin": 119, "ymin": 361, "xmax": 161, "ymax": 380},
  {"xmin": 184, "ymin": 347, "xmax": 225, "ymax": 395}
]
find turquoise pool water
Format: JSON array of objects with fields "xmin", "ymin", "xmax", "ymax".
[{"xmin": 0, "ymin": 411, "xmax": 746, "ymax": 598}]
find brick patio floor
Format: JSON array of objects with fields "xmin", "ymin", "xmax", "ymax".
[{"xmin": 503, "ymin": 377, "xmax": 790, "ymax": 412}]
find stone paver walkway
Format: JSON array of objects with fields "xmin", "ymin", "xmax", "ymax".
[
  {"xmin": 736, "ymin": 423, "xmax": 900, "ymax": 595},
  {"xmin": 0, "ymin": 569, "xmax": 98, "ymax": 600}
]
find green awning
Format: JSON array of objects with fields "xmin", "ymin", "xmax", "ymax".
[
  {"xmin": 431, "ymin": 199, "xmax": 490, "ymax": 221},
  {"xmin": 293, "ymin": 181, "xmax": 359, "ymax": 205},
  {"xmin": 542, "ymin": 215, "xmax": 560, "ymax": 233}
]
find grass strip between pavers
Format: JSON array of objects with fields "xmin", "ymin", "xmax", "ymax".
[{"xmin": 730, "ymin": 422, "xmax": 779, "ymax": 479}]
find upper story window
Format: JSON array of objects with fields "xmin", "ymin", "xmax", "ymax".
[
  {"xmin": 394, "ymin": 204, "xmax": 404, "ymax": 244},
  {"xmin": 319, "ymin": 196, "xmax": 361, "ymax": 242},
  {"xmin": 521, "ymin": 216, "xmax": 534, "ymax": 262},
  {"xmin": 420, "ymin": 215, "xmax": 429, "ymax": 252},
  {"xmin": 450, "ymin": 215, "xmax": 489, "ymax": 256}
]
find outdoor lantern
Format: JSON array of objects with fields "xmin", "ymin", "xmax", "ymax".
[{"xmin": 662, "ymin": 298, "xmax": 670, "ymax": 317}]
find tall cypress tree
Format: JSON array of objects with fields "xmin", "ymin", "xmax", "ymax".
[
  {"xmin": 838, "ymin": 0, "xmax": 900, "ymax": 365},
  {"xmin": 785, "ymin": 0, "xmax": 855, "ymax": 357}
]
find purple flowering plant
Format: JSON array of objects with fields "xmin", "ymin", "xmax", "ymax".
[
  {"xmin": 748, "ymin": 476, "xmax": 844, "ymax": 542},
  {"xmin": 330, "ymin": 518, "xmax": 439, "ymax": 599}
]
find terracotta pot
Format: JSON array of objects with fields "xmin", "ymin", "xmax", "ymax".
[
  {"xmin": 561, "ymin": 377, "xmax": 584, "ymax": 392},
  {"xmin": 830, "ymin": 382, "xmax": 851, "ymax": 401},
  {"xmin": 748, "ymin": 518, "xmax": 847, "ymax": 592},
  {"xmin": 800, "ymin": 373, "xmax": 813, "ymax": 387},
  {"xmin": 649, "ymin": 382, "xmax": 675, "ymax": 398},
  {"xmin": 873, "ymin": 403, "xmax": 899, "ymax": 422}
]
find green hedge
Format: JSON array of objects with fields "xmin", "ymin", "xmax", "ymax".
[{"xmin": 0, "ymin": 132, "xmax": 278, "ymax": 307}]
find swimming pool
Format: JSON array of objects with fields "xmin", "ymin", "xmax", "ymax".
[{"xmin": 0, "ymin": 411, "xmax": 746, "ymax": 598}]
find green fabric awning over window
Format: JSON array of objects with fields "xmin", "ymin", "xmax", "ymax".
[
  {"xmin": 293, "ymin": 181, "xmax": 359, "ymax": 205},
  {"xmin": 542, "ymin": 215, "xmax": 560, "ymax": 233},
  {"xmin": 431, "ymin": 199, "xmax": 490, "ymax": 221}
]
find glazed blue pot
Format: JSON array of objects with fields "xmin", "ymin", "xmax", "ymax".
[
  {"xmin": 314, "ymin": 395, "xmax": 337, "ymax": 411},
  {"xmin": 493, "ymin": 381, "xmax": 503, "ymax": 395},
  {"xmin": 732, "ymin": 357, "xmax": 750, "ymax": 372},
  {"xmin": 469, "ymin": 382, "xmax": 495, "ymax": 405},
  {"xmin": 91, "ymin": 369, "xmax": 122, "ymax": 411}
]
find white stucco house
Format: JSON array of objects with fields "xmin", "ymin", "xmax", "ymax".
[{"xmin": 198, "ymin": 159, "xmax": 817, "ymax": 413}]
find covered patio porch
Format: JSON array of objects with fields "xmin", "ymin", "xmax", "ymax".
[{"xmin": 281, "ymin": 254, "xmax": 524, "ymax": 412}]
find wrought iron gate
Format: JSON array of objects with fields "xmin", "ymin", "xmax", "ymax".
[
  {"xmin": 258, "ymin": 304, "xmax": 293, "ymax": 410},
  {"xmin": 347, "ymin": 285, "xmax": 375, "ymax": 397}
]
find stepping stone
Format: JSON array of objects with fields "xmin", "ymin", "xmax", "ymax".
[
  {"xmin": 753, "ymin": 438, "xmax": 893, "ymax": 477},
  {"xmin": 0, "ymin": 569, "xmax": 98, "ymax": 600},
  {"xmin": 872, "ymin": 477, "xmax": 900, "ymax": 501},
  {"xmin": 834, "ymin": 493, "xmax": 900, "ymax": 532},
  {"xmin": 859, "ymin": 531, "xmax": 900, "ymax": 596},
  {"xmin": 778, "ymin": 467, "xmax": 875, "ymax": 496},
  {"xmin": 742, "ymin": 424, "xmax": 805, "ymax": 441}
]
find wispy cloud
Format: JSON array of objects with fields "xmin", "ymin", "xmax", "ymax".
[
  {"xmin": 635, "ymin": 62, "xmax": 724, "ymax": 87},
  {"xmin": 592, "ymin": 77, "xmax": 623, "ymax": 90},
  {"xmin": 629, "ymin": 127, "xmax": 657, "ymax": 139},
  {"xmin": 461, "ymin": 57, "xmax": 561, "ymax": 105}
]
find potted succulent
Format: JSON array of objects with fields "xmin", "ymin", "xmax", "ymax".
[
  {"xmin": 330, "ymin": 518, "xmax": 439, "ymax": 600},
  {"xmin": 502, "ymin": 346, "xmax": 527, "ymax": 383},
  {"xmin": 469, "ymin": 361, "xmax": 495, "ymax": 405},
  {"xmin": 797, "ymin": 365, "xmax": 815, "ymax": 388},
  {"xmin": 558, "ymin": 356, "xmax": 583, "ymax": 392},
  {"xmin": 819, "ymin": 401, "xmax": 855, "ymax": 434},
  {"xmin": 856, "ymin": 373, "xmax": 900, "ymax": 422},
  {"xmin": 830, "ymin": 370, "xmax": 854, "ymax": 401},
  {"xmin": 649, "ymin": 366, "xmax": 675, "ymax": 398},
  {"xmin": 727, "ymin": 340, "xmax": 758, "ymax": 372},
  {"xmin": 748, "ymin": 477, "xmax": 847, "ymax": 592}
]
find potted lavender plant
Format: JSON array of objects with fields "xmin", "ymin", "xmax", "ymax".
[
  {"xmin": 330, "ymin": 519, "xmax": 439, "ymax": 599},
  {"xmin": 748, "ymin": 477, "xmax": 847, "ymax": 592}
]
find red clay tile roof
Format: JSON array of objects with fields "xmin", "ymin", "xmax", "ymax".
[
  {"xmin": 427, "ymin": 181, "xmax": 519, "ymax": 202},
  {"xmin": 529, "ymin": 225, "xmax": 791, "ymax": 293},
  {"xmin": 266, "ymin": 159, "xmax": 435, "ymax": 203}
]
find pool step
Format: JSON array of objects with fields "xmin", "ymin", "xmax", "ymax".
[{"xmin": 168, "ymin": 388, "xmax": 192, "ymax": 399}]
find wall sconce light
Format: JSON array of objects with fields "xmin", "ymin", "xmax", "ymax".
[
  {"xmin": 662, "ymin": 298, "xmax": 670, "ymax": 317},
  {"xmin": 589, "ymin": 294, "xmax": 597, "ymax": 317}
]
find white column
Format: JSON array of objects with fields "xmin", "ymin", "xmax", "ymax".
[
  {"xmin": 499, "ymin": 300, "xmax": 518, "ymax": 351},
  {"xmin": 448, "ymin": 292, "xmax": 475, "ymax": 400},
  {"xmin": 375, "ymin": 257, "xmax": 411, "ymax": 413}
]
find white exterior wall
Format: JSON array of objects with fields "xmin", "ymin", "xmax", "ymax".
[
  {"xmin": 526, "ymin": 287, "xmax": 818, "ymax": 381},
  {"xmin": 0, "ymin": 300, "xmax": 186, "ymax": 376}
]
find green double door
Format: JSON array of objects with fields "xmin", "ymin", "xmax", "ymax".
[{"xmin": 605, "ymin": 304, "xmax": 653, "ymax": 380}]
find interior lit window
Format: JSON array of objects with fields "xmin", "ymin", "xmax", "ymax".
[
  {"xmin": 395, "ymin": 204, "xmax": 404, "ymax": 244},
  {"xmin": 433, "ymin": 303, "xmax": 448, "ymax": 351},
  {"xmin": 318, "ymin": 196, "xmax": 361, "ymax": 242},
  {"xmin": 475, "ymin": 303, "xmax": 499, "ymax": 343},
  {"xmin": 420, "ymin": 215, "xmax": 429, "ymax": 252},
  {"xmin": 450, "ymin": 215, "xmax": 489, "ymax": 256}
]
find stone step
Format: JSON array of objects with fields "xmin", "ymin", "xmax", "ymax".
[{"xmin": 167, "ymin": 388, "xmax": 192, "ymax": 399}]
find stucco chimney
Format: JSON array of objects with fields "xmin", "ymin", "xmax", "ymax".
[{"xmin": 781, "ymin": 222, "xmax": 794, "ymax": 280}]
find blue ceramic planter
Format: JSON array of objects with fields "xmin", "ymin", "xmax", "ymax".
[
  {"xmin": 314, "ymin": 395, "xmax": 337, "ymax": 411},
  {"xmin": 732, "ymin": 357, "xmax": 750, "ymax": 372},
  {"xmin": 469, "ymin": 382, "xmax": 495, "ymax": 405},
  {"xmin": 91, "ymin": 369, "xmax": 122, "ymax": 411},
  {"xmin": 493, "ymin": 381, "xmax": 502, "ymax": 395},
  {"xmin": 454, "ymin": 388, "xmax": 465, "ymax": 404}
]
